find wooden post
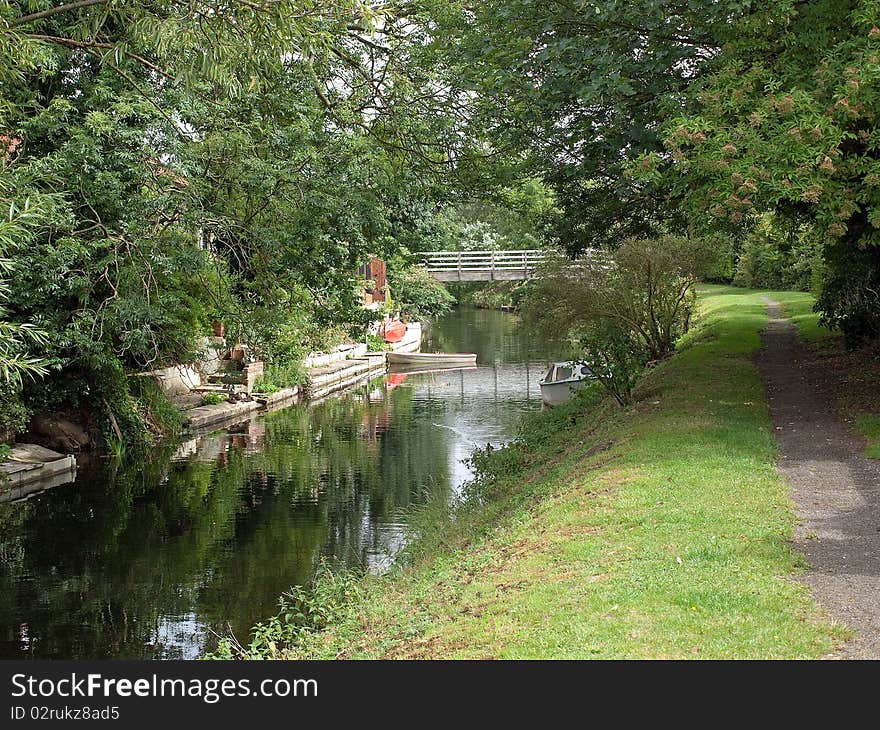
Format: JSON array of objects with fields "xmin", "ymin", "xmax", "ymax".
[{"xmin": 372, "ymin": 257, "xmax": 386, "ymax": 302}]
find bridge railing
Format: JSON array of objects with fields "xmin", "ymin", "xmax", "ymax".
[{"xmin": 420, "ymin": 249, "xmax": 548, "ymax": 273}]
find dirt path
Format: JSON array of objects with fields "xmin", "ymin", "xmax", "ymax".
[{"xmin": 757, "ymin": 299, "xmax": 880, "ymax": 658}]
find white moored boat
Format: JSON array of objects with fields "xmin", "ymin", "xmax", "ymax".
[
  {"xmin": 539, "ymin": 361, "xmax": 594, "ymax": 407},
  {"xmin": 386, "ymin": 352, "xmax": 477, "ymax": 367}
]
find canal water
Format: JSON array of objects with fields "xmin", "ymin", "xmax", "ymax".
[{"xmin": 0, "ymin": 308, "xmax": 559, "ymax": 659}]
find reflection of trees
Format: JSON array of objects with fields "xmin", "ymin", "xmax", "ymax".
[
  {"xmin": 266, "ymin": 380, "xmax": 453, "ymax": 570},
  {"xmin": 0, "ymin": 374, "xmax": 454, "ymax": 659},
  {"xmin": 424, "ymin": 306, "xmax": 542, "ymax": 364},
  {"xmin": 0, "ymin": 441, "xmax": 261, "ymax": 658}
]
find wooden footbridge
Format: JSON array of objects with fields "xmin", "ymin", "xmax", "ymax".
[{"xmin": 420, "ymin": 249, "xmax": 548, "ymax": 282}]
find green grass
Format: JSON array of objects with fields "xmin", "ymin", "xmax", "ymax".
[
  {"xmin": 855, "ymin": 414, "xmax": 880, "ymax": 459},
  {"xmin": 761, "ymin": 290, "xmax": 836, "ymax": 342},
  {"xmin": 106, "ymin": 433, "xmax": 126, "ymax": 460},
  {"xmin": 215, "ymin": 284, "xmax": 844, "ymax": 659}
]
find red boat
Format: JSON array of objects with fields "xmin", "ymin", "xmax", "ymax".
[{"xmin": 382, "ymin": 319, "xmax": 407, "ymax": 343}]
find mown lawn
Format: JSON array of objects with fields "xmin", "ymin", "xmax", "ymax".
[{"xmin": 220, "ymin": 285, "xmax": 845, "ymax": 659}]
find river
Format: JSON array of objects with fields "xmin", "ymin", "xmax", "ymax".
[{"xmin": 0, "ymin": 307, "xmax": 559, "ymax": 659}]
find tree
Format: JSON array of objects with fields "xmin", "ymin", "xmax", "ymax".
[
  {"xmin": 0, "ymin": 0, "xmax": 475, "ymax": 441},
  {"xmin": 0, "ymin": 193, "xmax": 48, "ymax": 385},
  {"xmin": 526, "ymin": 236, "xmax": 711, "ymax": 359},
  {"xmin": 435, "ymin": 0, "xmax": 742, "ymax": 253},
  {"xmin": 387, "ymin": 263, "xmax": 455, "ymax": 320},
  {"xmin": 641, "ymin": 0, "xmax": 880, "ymax": 345}
]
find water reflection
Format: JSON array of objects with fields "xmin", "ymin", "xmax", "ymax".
[{"xmin": 0, "ymin": 308, "xmax": 559, "ymax": 659}]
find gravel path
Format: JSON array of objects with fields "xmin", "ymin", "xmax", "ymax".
[{"xmin": 757, "ymin": 298, "xmax": 880, "ymax": 659}]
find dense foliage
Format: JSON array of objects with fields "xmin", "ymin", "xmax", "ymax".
[
  {"xmin": 524, "ymin": 236, "xmax": 713, "ymax": 403},
  {"xmin": 732, "ymin": 215, "xmax": 824, "ymax": 292},
  {"xmin": 4, "ymin": 0, "xmax": 880, "ymax": 449},
  {"xmin": 0, "ymin": 1, "xmax": 474, "ymax": 445},
  {"xmin": 639, "ymin": 0, "xmax": 880, "ymax": 345},
  {"xmin": 386, "ymin": 263, "xmax": 455, "ymax": 320},
  {"xmin": 433, "ymin": 0, "xmax": 880, "ymax": 347},
  {"xmin": 436, "ymin": 0, "xmax": 739, "ymax": 253}
]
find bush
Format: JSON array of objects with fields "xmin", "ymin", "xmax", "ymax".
[
  {"xmin": 366, "ymin": 333, "xmax": 391, "ymax": 352},
  {"xmin": 387, "ymin": 264, "xmax": 455, "ymax": 320},
  {"xmin": 578, "ymin": 326, "xmax": 648, "ymax": 406},
  {"xmin": 465, "ymin": 280, "xmax": 537, "ymax": 311},
  {"xmin": 200, "ymin": 392, "xmax": 227, "ymax": 406},
  {"xmin": 817, "ymin": 239, "xmax": 880, "ymax": 348},
  {"xmin": 223, "ymin": 285, "xmax": 313, "ymax": 366},
  {"xmin": 0, "ymin": 382, "xmax": 29, "ymax": 440},
  {"xmin": 526, "ymin": 236, "xmax": 712, "ymax": 360},
  {"xmin": 130, "ymin": 376, "xmax": 183, "ymax": 437},
  {"xmin": 253, "ymin": 360, "xmax": 306, "ymax": 394},
  {"xmin": 523, "ymin": 235, "xmax": 713, "ymax": 403},
  {"xmin": 207, "ymin": 565, "xmax": 363, "ymax": 659}
]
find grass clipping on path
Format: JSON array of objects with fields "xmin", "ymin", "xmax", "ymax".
[{"xmin": 220, "ymin": 285, "xmax": 843, "ymax": 659}]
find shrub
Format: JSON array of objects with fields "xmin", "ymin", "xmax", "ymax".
[
  {"xmin": 523, "ymin": 235, "xmax": 712, "ymax": 403},
  {"xmin": 223, "ymin": 285, "xmax": 312, "ymax": 366},
  {"xmin": 253, "ymin": 360, "xmax": 306, "ymax": 394},
  {"xmin": 577, "ymin": 325, "xmax": 648, "ymax": 406},
  {"xmin": 366, "ymin": 333, "xmax": 391, "ymax": 352},
  {"xmin": 817, "ymin": 239, "xmax": 880, "ymax": 348},
  {"xmin": 526, "ymin": 235, "xmax": 712, "ymax": 361},
  {"xmin": 207, "ymin": 565, "xmax": 363, "ymax": 659},
  {"xmin": 129, "ymin": 376, "xmax": 183, "ymax": 436},
  {"xmin": 465, "ymin": 280, "xmax": 537, "ymax": 311},
  {"xmin": 0, "ymin": 382, "xmax": 30, "ymax": 440},
  {"xmin": 200, "ymin": 392, "xmax": 227, "ymax": 406},
  {"xmin": 387, "ymin": 264, "xmax": 455, "ymax": 320}
]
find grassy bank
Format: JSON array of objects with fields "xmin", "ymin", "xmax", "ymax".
[{"xmin": 213, "ymin": 285, "xmax": 844, "ymax": 659}]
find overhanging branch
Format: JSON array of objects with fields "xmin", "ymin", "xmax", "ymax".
[{"xmin": 10, "ymin": 0, "xmax": 111, "ymax": 27}]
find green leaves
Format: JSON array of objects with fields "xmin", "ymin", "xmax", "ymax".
[
  {"xmin": 643, "ymin": 0, "xmax": 880, "ymax": 342},
  {"xmin": 0, "ymin": 187, "xmax": 51, "ymax": 386},
  {"xmin": 440, "ymin": 0, "xmax": 748, "ymax": 251}
]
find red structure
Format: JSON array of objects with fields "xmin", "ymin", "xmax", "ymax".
[{"xmin": 359, "ymin": 257, "xmax": 387, "ymax": 305}]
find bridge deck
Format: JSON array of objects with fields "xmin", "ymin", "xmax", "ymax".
[
  {"xmin": 428, "ymin": 269, "xmax": 536, "ymax": 282},
  {"xmin": 420, "ymin": 249, "xmax": 547, "ymax": 282}
]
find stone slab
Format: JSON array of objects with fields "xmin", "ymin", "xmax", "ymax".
[
  {"xmin": 255, "ymin": 387, "xmax": 300, "ymax": 407},
  {"xmin": 0, "ymin": 444, "xmax": 77, "ymax": 491},
  {"xmin": 184, "ymin": 400, "xmax": 261, "ymax": 430}
]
